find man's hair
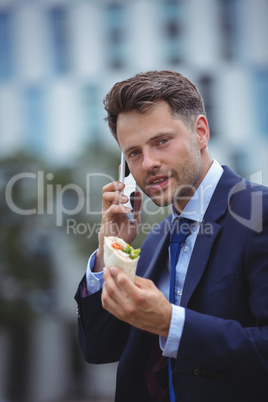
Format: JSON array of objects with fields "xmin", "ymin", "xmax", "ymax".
[{"xmin": 103, "ymin": 70, "xmax": 206, "ymax": 139}]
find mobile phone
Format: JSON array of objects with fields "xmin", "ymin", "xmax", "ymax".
[{"xmin": 119, "ymin": 152, "xmax": 136, "ymax": 223}]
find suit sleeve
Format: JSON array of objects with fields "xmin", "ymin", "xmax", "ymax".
[
  {"xmin": 74, "ymin": 218, "xmax": 171, "ymax": 365},
  {"xmin": 75, "ymin": 276, "xmax": 131, "ymax": 364}
]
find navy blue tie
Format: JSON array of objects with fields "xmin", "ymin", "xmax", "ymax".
[{"xmin": 168, "ymin": 218, "xmax": 192, "ymax": 402}]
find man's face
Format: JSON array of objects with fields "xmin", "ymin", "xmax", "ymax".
[{"xmin": 117, "ymin": 101, "xmax": 204, "ymax": 212}]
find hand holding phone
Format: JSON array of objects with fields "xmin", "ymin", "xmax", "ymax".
[{"xmin": 119, "ymin": 153, "xmax": 137, "ymax": 223}]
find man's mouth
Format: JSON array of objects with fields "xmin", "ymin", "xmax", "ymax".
[{"xmin": 148, "ymin": 175, "xmax": 171, "ymax": 190}]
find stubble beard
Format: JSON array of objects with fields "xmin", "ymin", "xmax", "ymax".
[{"xmin": 140, "ymin": 160, "xmax": 203, "ymax": 211}]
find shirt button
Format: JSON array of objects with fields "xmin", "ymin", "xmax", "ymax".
[
  {"xmin": 183, "ymin": 245, "xmax": 189, "ymax": 253},
  {"xmin": 177, "ymin": 289, "xmax": 182, "ymax": 296},
  {"xmin": 90, "ymin": 279, "xmax": 96, "ymax": 285}
]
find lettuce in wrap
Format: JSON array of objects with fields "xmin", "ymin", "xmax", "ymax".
[{"xmin": 103, "ymin": 236, "xmax": 140, "ymax": 281}]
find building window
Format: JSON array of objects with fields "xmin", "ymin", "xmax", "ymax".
[
  {"xmin": 104, "ymin": 2, "xmax": 126, "ymax": 69},
  {"xmin": 198, "ymin": 74, "xmax": 216, "ymax": 138},
  {"xmin": 0, "ymin": 10, "xmax": 14, "ymax": 80},
  {"xmin": 219, "ymin": 0, "xmax": 241, "ymax": 60},
  {"xmin": 161, "ymin": 0, "xmax": 185, "ymax": 65},
  {"xmin": 24, "ymin": 87, "xmax": 46, "ymax": 152},
  {"xmin": 254, "ymin": 69, "xmax": 268, "ymax": 137},
  {"xmin": 82, "ymin": 85, "xmax": 101, "ymax": 144},
  {"xmin": 48, "ymin": 7, "xmax": 70, "ymax": 75}
]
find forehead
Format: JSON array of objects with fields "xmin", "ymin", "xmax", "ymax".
[
  {"xmin": 117, "ymin": 102, "xmax": 170, "ymax": 141},
  {"xmin": 116, "ymin": 101, "xmax": 188, "ymax": 151}
]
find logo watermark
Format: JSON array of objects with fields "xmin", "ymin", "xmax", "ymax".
[{"xmin": 4, "ymin": 169, "xmax": 266, "ymax": 237}]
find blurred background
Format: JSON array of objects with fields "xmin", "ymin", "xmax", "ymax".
[{"xmin": 0, "ymin": 0, "xmax": 267, "ymax": 401}]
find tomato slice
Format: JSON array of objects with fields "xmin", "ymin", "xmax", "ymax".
[{"xmin": 111, "ymin": 242, "xmax": 123, "ymax": 251}]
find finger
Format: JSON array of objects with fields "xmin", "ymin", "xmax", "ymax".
[
  {"xmin": 102, "ymin": 181, "xmax": 124, "ymax": 195},
  {"xmin": 103, "ymin": 267, "xmax": 120, "ymax": 298},
  {"xmin": 134, "ymin": 275, "xmax": 144, "ymax": 286},
  {"xmin": 134, "ymin": 275, "xmax": 153, "ymax": 289},
  {"xmin": 106, "ymin": 203, "xmax": 132, "ymax": 216},
  {"xmin": 101, "ymin": 281, "xmax": 121, "ymax": 313},
  {"xmin": 102, "ymin": 181, "xmax": 125, "ymax": 210},
  {"xmin": 103, "ymin": 267, "xmax": 129, "ymax": 300},
  {"xmin": 109, "ymin": 266, "xmax": 136, "ymax": 296},
  {"xmin": 103, "ymin": 191, "xmax": 129, "ymax": 206}
]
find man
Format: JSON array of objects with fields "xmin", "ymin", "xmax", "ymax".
[{"xmin": 75, "ymin": 71, "xmax": 268, "ymax": 401}]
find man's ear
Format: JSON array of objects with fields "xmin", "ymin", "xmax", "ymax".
[{"xmin": 195, "ymin": 115, "xmax": 210, "ymax": 151}]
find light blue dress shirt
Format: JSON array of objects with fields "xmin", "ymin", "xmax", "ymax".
[{"xmin": 85, "ymin": 160, "xmax": 223, "ymax": 359}]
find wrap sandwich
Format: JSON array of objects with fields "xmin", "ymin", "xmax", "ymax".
[{"xmin": 103, "ymin": 236, "xmax": 140, "ymax": 281}]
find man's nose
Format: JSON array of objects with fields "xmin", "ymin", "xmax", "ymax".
[{"xmin": 142, "ymin": 149, "xmax": 161, "ymax": 171}]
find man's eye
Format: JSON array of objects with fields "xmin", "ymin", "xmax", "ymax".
[
  {"xmin": 130, "ymin": 150, "xmax": 140, "ymax": 157},
  {"xmin": 159, "ymin": 138, "xmax": 168, "ymax": 145}
]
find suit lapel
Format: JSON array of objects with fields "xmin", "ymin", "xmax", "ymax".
[
  {"xmin": 142, "ymin": 218, "xmax": 171, "ymax": 282},
  {"xmin": 181, "ymin": 166, "xmax": 242, "ymax": 307},
  {"xmin": 180, "ymin": 216, "xmax": 221, "ymax": 307}
]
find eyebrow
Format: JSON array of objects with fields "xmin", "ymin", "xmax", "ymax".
[{"xmin": 124, "ymin": 132, "xmax": 172, "ymax": 154}]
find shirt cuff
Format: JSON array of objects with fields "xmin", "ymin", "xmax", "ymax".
[
  {"xmin": 84, "ymin": 249, "xmax": 104, "ymax": 296},
  {"xmin": 159, "ymin": 304, "xmax": 185, "ymax": 358}
]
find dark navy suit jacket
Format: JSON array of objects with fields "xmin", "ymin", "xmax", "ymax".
[{"xmin": 75, "ymin": 166, "xmax": 268, "ymax": 401}]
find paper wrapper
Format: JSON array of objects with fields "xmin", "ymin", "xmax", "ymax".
[{"xmin": 103, "ymin": 236, "xmax": 139, "ymax": 281}]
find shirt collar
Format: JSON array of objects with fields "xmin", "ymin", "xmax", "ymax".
[{"xmin": 172, "ymin": 160, "xmax": 223, "ymax": 222}]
